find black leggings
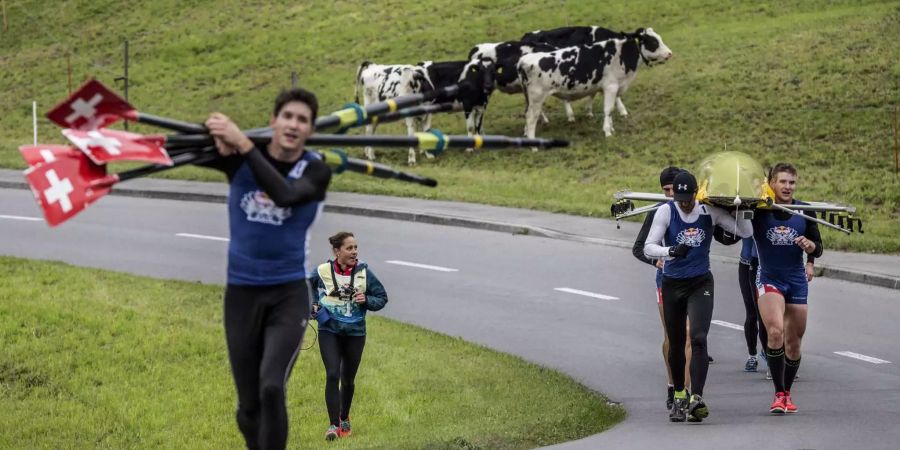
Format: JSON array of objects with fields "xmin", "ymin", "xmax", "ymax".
[
  {"xmin": 318, "ymin": 330, "xmax": 366, "ymax": 426},
  {"xmin": 224, "ymin": 279, "xmax": 312, "ymax": 450},
  {"xmin": 662, "ymin": 272, "xmax": 714, "ymax": 396},
  {"xmin": 738, "ymin": 259, "xmax": 768, "ymax": 356}
]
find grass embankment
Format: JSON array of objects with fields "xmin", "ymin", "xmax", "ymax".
[
  {"xmin": 0, "ymin": 257, "xmax": 623, "ymax": 449},
  {"xmin": 1, "ymin": 0, "xmax": 898, "ymax": 251}
]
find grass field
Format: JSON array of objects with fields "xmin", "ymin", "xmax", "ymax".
[
  {"xmin": 0, "ymin": 257, "xmax": 624, "ymax": 449},
  {"xmin": 1, "ymin": 0, "xmax": 898, "ymax": 252}
]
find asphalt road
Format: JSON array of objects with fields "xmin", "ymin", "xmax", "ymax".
[{"xmin": 2, "ymin": 188, "xmax": 898, "ymax": 450}]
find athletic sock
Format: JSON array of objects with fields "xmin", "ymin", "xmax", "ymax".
[
  {"xmin": 766, "ymin": 346, "xmax": 786, "ymax": 393},
  {"xmin": 674, "ymin": 389, "xmax": 688, "ymax": 400},
  {"xmin": 785, "ymin": 356, "xmax": 801, "ymax": 392}
]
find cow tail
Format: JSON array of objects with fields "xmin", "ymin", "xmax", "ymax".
[{"xmin": 354, "ymin": 61, "xmax": 371, "ymax": 104}]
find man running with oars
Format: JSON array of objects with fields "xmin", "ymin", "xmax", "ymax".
[
  {"xmin": 643, "ymin": 171, "xmax": 752, "ymax": 423},
  {"xmin": 753, "ymin": 163, "xmax": 822, "ymax": 414}
]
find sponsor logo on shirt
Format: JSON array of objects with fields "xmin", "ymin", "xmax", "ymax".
[
  {"xmin": 766, "ymin": 226, "xmax": 798, "ymax": 246},
  {"xmin": 676, "ymin": 227, "xmax": 706, "ymax": 247},
  {"xmin": 240, "ymin": 190, "xmax": 292, "ymax": 225}
]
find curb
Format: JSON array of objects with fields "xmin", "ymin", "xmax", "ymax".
[{"xmin": 3, "ymin": 179, "xmax": 898, "ymax": 290}]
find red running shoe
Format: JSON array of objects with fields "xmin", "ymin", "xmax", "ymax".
[
  {"xmin": 770, "ymin": 391, "xmax": 787, "ymax": 414},
  {"xmin": 339, "ymin": 419, "xmax": 352, "ymax": 437},
  {"xmin": 784, "ymin": 391, "xmax": 798, "ymax": 413}
]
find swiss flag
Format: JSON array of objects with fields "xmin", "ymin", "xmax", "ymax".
[
  {"xmin": 62, "ymin": 128, "xmax": 172, "ymax": 165},
  {"xmin": 46, "ymin": 78, "xmax": 136, "ymax": 131},
  {"xmin": 22, "ymin": 150, "xmax": 114, "ymax": 227},
  {"xmin": 19, "ymin": 144, "xmax": 83, "ymax": 167}
]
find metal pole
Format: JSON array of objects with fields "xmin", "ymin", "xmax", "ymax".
[
  {"xmin": 67, "ymin": 54, "xmax": 72, "ymax": 95},
  {"xmin": 115, "ymin": 38, "xmax": 129, "ymax": 130},
  {"xmin": 893, "ymin": 104, "xmax": 898, "ymax": 175},
  {"xmin": 32, "ymin": 101, "xmax": 37, "ymax": 145}
]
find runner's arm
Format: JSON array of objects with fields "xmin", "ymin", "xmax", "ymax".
[
  {"xmin": 244, "ymin": 148, "xmax": 332, "ymax": 207},
  {"xmin": 363, "ymin": 269, "xmax": 388, "ymax": 311},
  {"xmin": 708, "ymin": 205, "xmax": 752, "ymax": 238},
  {"xmin": 632, "ymin": 209, "xmax": 659, "ymax": 266},
  {"xmin": 802, "ymin": 210, "xmax": 824, "ymax": 259},
  {"xmin": 643, "ymin": 204, "xmax": 673, "ymax": 259}
]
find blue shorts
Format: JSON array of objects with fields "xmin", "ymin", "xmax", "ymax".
[{"xmin": 756, "ymin": 272, "xmax": 808, "ymax": 305}]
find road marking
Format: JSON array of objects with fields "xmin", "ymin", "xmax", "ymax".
[
  {"xmin": 0, "ymin": 215, "xmax": 42, "ymax": 221},
  {"xmin": 711, "ymin": 320, "xmax": 745, "ymax": 331},
  {"xmin": 834, "ymin": 351, "xmax": 891, "ymax": 364},
  {"xmin": 176, "ymin": 233, "xmax": 229, "ymax": 242},
  {"xmin": 385, "ymin": 260, "xmax": 458, "ymax": 272},
  {"xmin": 554, "ymin": 287, "xmax": 619, "ymax": 301}
]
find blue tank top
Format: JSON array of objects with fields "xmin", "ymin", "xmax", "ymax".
[
  {"xmin": 740, "ymin": 237, "xmax": 757, "ymax": 264},
  {"xmin": 226, "ymin": 151, "xmax": 324, "ymax": 285},
  {"xmin": 662, "ymin": 202, "xmax": 714, "ymax": 279},
  {"xmin": 752, "ymin": 201, "xmax": 808, "ymax": 281}
]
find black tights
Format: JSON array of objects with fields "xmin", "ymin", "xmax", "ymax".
[
  {"xmin": 225, "ymin": 279, "xmax": 311, "ymax": 450},
  {"xmin": 662, "ymin": 273, "xmax": 714, "ymax": 396},
  {"xmin": 318, "ymin": 330, "xmax": 366, "ymax": 426},
  {"xmin": 738, "ymin": 260, "xmax": 768, "ymax": 356}
]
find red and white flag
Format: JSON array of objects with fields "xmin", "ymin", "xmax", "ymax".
[
  {"xmin": 22, "ymin": 149, "xmax": 115, "ymax": 227},
  {"xmin": 46, "ymin": 78, "xmax": 136, "ymax": 131},
  {"xmin": 19, "ymin": 144, "xmax": 83, "ymax": 167},
  {"xmin": 62, "ymin": 128, "xmax": 172, "ymax": 165}
]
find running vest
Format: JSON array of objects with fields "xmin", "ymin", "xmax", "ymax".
[
  {"xmin": 226, "ymin": 152, "xmax": 324, "ymax": 285},
  {"xmin": 662, "ymin": 201, "xmax": 713, "ymax": 279},
  {"xmin": 316, "ymin": 261, "xmax": 369, "ymax": 324},
  {"xmin": 752, "ymin": 201, "xmax": 809, "ymax": 280}
]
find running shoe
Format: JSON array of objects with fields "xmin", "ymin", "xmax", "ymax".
[
  {"xmin": 669, "ymin": 396, "xmax": 688, "ymax": 422},
  {"xmin": 339, "ymin": 419, "xmax": 352, "ymax": 437},
  {"xmin": 325, "ymin": 425, "xmax": 340, "ymax": 441},
  {"xmin": 708, "ymin": 355, "xmax": 715, "ymax": 364},
  {"xmin": 688, "ymin": 394, "xmax": 709, "ymax": 422},
  {"xmin": 744, "ymin": 355, "xmax": 759, "ymax": 372},
  {"xmin": 784, "ymin": 392, "xmax": 798, "ymax": 413},
  {"xmin": 666, "ymin": 386, "xmax": 675, "ymax": 410},
  {"xmin": 766, "ymin": 369, "xmax": 773, "ymax": 380},
  {"xmin": 770, "ymin": 392, "xmax": 787, "ymax": 414}
]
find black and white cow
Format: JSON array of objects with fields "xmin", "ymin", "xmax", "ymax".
[
  {"xmin": 354, "ymin": 59, "xmax": 494, "ymax": 164},
  {"xmin": 355, "ymin": 61, "xmax": 433, "ymax": 165},
  {"xmin": 418, "ymin": 59, "xmax": 495, "ymax": 151},
  {"xmin": 517, "ymin": 28, "xmax": 672, "ymax": 145},
  {"xmin": 520, "ymin": 26, "xmax": 630, "ymax": 122}
]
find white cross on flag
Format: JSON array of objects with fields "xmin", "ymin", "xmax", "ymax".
[
  {"xmin": 18, "ymin": 144, "xmax": 83, "ymax": 168},
  {"xmin": 46, "ymin": 78, "xmax": 136, "ymax": 131},
  {"xmin": 22, "ymin": 149, "xmax": 114, "ymax": 227},
  {"xmin": 62, "ymin": 128, "xmax": 172, "ymax": 165}
]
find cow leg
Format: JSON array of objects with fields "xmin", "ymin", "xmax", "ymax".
[
  {"xmin": 616, "ymin": 96, "xmax": 629, "ymax": 117},
  {"xmin": 465, "ymin": 106, "xmax": 485, "ymax": 153},
  {"xmin": 405, "ymin": 117, "xmax": 417, "ymax": 166},
  {"xmin": 418, "ymin": 114, "xmax": 436, "ymax": 159},
  {"xmin": 363, "ymin": 122, "xmax": 376, "ymax": 160},
  {"xmin": 564, "ymin": 101, "xmax": 576, "ymax": 123},
  {"xmin": 524, "ymin": 91, "xmax": 549, "ymax": 151},
  {"xmin": 541, "ymin": 112, "xmax": 550, "ymax": 124},
  {"xmin": 586, "ymin": 94, "xmax": 595, "ymax": 118},
  {"xmin": 602, "ymin": 85, "xmax": 618, "ymax": 137}
]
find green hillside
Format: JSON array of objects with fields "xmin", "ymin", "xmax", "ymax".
[{"xmin": 1, "ymin": 0, "xmax": 898, "ymax": 252}]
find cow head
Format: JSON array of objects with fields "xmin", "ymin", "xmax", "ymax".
[{"xmin": 630, "ymin": 28, "xmax": 673, "ymax": 65}]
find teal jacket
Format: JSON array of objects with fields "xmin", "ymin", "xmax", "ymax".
[{"xmin": 313, "ymin": 260, "xmax": 387, "ymax": 336}]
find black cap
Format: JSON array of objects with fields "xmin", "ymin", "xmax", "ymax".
[
  {"xmin": 672, "ymin": 171, "xmax": 698, "ymax": 202},
  {"xmin": 659, "ymin": 166, "xmax": 681, "ymax": 187}
]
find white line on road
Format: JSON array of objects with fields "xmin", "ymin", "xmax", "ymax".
[
  {"xmin": 0, "ymin": 214, "xmax": 42, "ymax": 221},
  {"xmin": 554, "ymin": 287, "xmax": 620, "ymax": 301},
  {"xmin": 176, "ymin": 233, "xmax": 230, "ymax": 242},
  {"xmin": 385, "ymin": 260, "xmax": 459, "ymax": 272},
  {"xmin": 834, "ymin": 351, "xmax": 891, "ymax": 364},
  {"xmin": 711, "ymin": 320, "xmax": 745, "ymax": 331}
]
